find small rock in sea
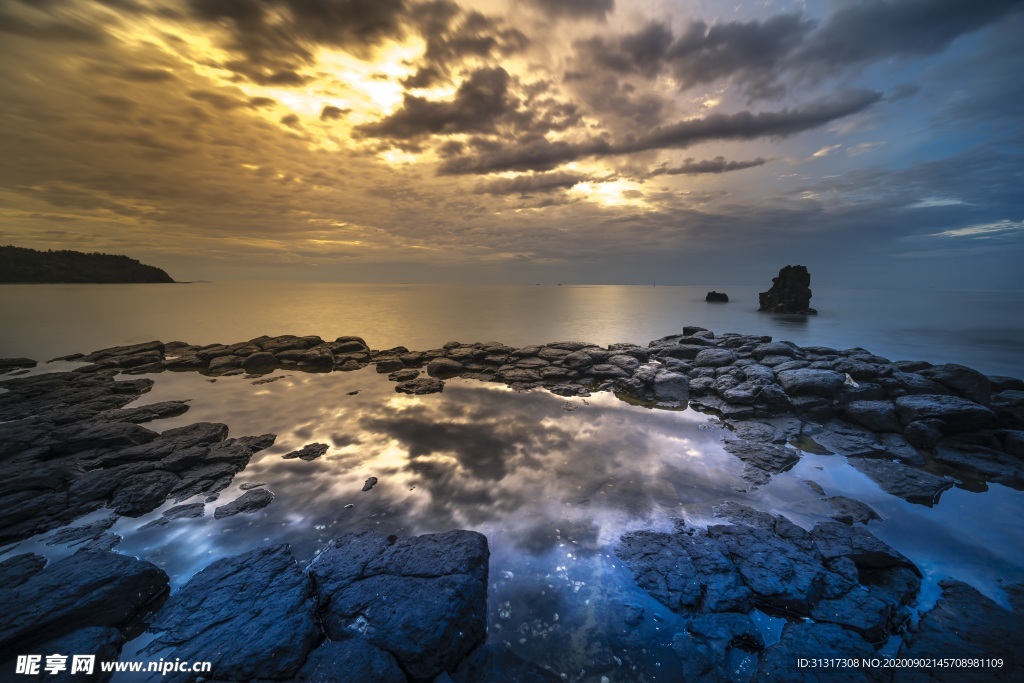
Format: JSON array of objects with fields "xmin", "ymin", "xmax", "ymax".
[
  {"xmin": 344, "ymin": 504, "xmax": 354, "ymax": 509},
  {"xmin": 213, "ymin": 489, "xmax": 274, "ymax": 519},
  {"xmin": 347, "ymin": 390, "xmax": 359, "ymax": 395},
  {"xmin": 239, "ymin": 482, "xmax": 266, "ymax": 491},
  {"xmin": 705, "ymin": 291, "xmax": 729, "ymax": 303},
  {"xmin": 362, "ymin": 477, "xmax": 379, "ymax": 492},
  {"xmin": 282, "ymin": 443, "xmax": 329, "ymax": 461},
  {"xmin": 395, "ymin": 377, "xmax": 445, "ymax": 395}
]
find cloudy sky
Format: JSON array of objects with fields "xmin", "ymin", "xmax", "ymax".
[{"xmin": 1, "ymin": 0, "xmax": 1021, "ymax": 286}]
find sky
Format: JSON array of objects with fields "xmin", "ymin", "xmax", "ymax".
[{"xmin": 0, "ymin": 0, "xmax": 1022, "ymax": 287}]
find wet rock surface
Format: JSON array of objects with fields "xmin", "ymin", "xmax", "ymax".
[
  {"xmin": 144, "ymin": 544, "xmax": 320, "ymax": 682},
  {"xmin": 616, "ymin": 503, "xmax": 922, "ymax": 673},
  {"xmin": 0, "ymin": 549, "xmax": 168, "ymax": 661},
  {"xmin": 213, "ymin": 488, "xmax": 274, "ymax": 518},
  {"xmin": 0, "ymin": 370, "xmax": 275, "ymax": 545},
  {"xmin": 898, "ymin": 580, "xmax": 1024, "ymax": 681},
  {"xmin": 3, "ymin": 328, "xmax": 1022, "ymax": 680},
  {"xmin": 309, "ymin": 530, "xmax": 490, "ymax": 681}
]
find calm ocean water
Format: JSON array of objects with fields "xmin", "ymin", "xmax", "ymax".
[
  {"xmin": 1, "ymin": 282, "xmax": 1022, "ymax": 376},
  {"xmin": 3, "ymin": 282, "xmax": 1024, "ymax": 680}
]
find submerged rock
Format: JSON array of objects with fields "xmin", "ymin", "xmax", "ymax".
[{"xmin": 847, "ymin": 457, "xmax": 957, "ymax": 506}]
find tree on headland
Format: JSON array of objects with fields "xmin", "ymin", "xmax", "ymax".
[{"xmin": 0, "ymin": 245, "xmax": 175, "ymax": 283}]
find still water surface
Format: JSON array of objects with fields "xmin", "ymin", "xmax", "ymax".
[
  {"xmin": 2, "ymin": 283, "xmax": 1023, "ymax": 681},
  {"xmin": 5, "ymin": 368, "xmax": 1023, "ymax": 681},
  {"xmin": 1, "ymin": 283, "xmax": 1022, "ymax": 375}
]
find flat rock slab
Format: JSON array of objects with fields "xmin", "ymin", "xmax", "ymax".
[
  {"xmin": 283, "ymin": 442, "xmax": 330, "ymax": 461},
  {"xmin": 899, "ymin": 580, "xmax": 1024, "ymax": 681},
  {"xmin": 146, "ymin": 544, "xmax": 320, "ymax": 682},
  {"xmin": 295, "ymin": 639, "xmax": 406, "ymax": 683},
  {"xmin": 308, "ymin": 530, "xmax": 489, "ymax": 681},
  {"xmin": 826, "ymin": 496, "xmax": 881, "ymax": 525},
  {"xmin": 723, "ymin": 439, "xmax": 801, "ymax": 487},
  {"xmin": 0, "ymin": 549, "xmax": 168, "ymax": 658},
  {"xmin": 213, "ymin": 488, "xmax": 274, "ymax": 518},
  {"xmin": 755, "ymin": 622, "xmax": 876, "ymax": 682},
  {"xmin": 616, "ymin": 503, "xmax": 920, "ymax": 644},
  {"xmin": 894, "ymin": 394, "xmax": 996, "ymax": 432}
]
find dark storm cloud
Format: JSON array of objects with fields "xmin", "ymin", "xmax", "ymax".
[
  {"xmin": 649, "ymin": 157, "xmax": 768, "ymax": 177},
  {"xmin": 474, "ymin": 171, "xmax": 585, "ymax": 195},
  {"xmin": 357, "ymin": 67, "xmax": 529, "ymax": 139},
  {"xmin": 793, "ymin": 0, "xmax": 1024, "ymax": 72},
  {"xmin": 525, "ymin": 0, "xmax": 614, "ymax": 19},
  {"xmin": 439, "ymin": 90, "xmax": 881, "ymax": 174},
  {"xmin": 402, "ymin": 2, "xmax": 529, "ymax": 89},
  {"xmin": 186, "ymin": 0, "xmax": 408, "ymax": 83},
  {"xmin": 571, "ymin": 0, "xmax": 1022, "ymax": 100}
]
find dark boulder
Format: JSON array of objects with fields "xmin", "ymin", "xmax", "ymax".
[
  {"xmin": 308, "ymin": 531, "xmax": 489, "ymax": 681},
  {"xmin": 758, "ymin": 265, "xmax": 817, "ymax": 314},
  {"xmin": 242, "ymin": 351, "xmax": 278, "ymax": 373},
  {"xmin": 843, "ymin": 400, "xmax": 901, "ymax": 433},
  {"xmin": 705, "ymin": 291, "xmax": 729, "ymax": 303},
  {"xmin": 145, "ymin": 544, "xmax": 320, "ymax": 682},
  {"xmin": 894, "ymin": 394, "xmax": 997, "ymax": 431},
  {"xmin": 427, "ymin": 358, "xmax": 464, "ymax": 379},
  {"xmin": 777, "ymin": 369, "xmax": 846, "ymax": 397},
  {"xmin": 918, "ymin": 364, "xmax": 992, "ymax": 405},
  {"xmin": 396, "ymin": 378, "xmax": 445, "ymax": 395},
  {"xmin": 0, "ymin": 549, "xmax": 168, "ymax": 658}
]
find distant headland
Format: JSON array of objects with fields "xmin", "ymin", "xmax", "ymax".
[{"xmin": 0, "ymin": 245, "xmax": 174, "ymax": 283}]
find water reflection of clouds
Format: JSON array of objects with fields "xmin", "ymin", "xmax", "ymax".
[{"xmin": 128, "ymin": 369, "xmax": 747, "ymax": 566}]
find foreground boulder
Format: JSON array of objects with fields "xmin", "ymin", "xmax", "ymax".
[
  {"xmin": 145, "ymin": 545, "xmax": 320, "ymax": 682},
  {"xmin": 616, "ymin": 504, "xmax": 919, "ymax": 646},
  {"xmin": 309, "ymin": 530, "xmax": 489, "ymax": 681},
  {"xmin": 0, "ymin": 549, "xmax": 168, "ymax": 660},
  {"xmin": 758, "ymin": 265, "xmax": 817, "ymax": 314}
]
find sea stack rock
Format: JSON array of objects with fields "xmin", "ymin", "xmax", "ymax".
[
  {"xmin": 705, "ymin": 291, "xmax": 729, "ymax": 303},
  {"xmin": 759, "ymin": 265, "xmax": 817, "ymax": 314}
]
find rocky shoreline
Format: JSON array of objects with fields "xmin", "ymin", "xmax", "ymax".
[{"xmin": 2, "ymin": 329, "xmax": 1023, "ymax": 681}]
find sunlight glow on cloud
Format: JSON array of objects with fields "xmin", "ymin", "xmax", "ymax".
[
  {"xmin": 928, "ymin": 220, "xmax": 1024, "ymax": 238},
  {"xmin": 910, "ymin": 197, "xmax": 968, "ymax": 208}
]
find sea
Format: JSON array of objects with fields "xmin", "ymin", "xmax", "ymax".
[{"xmin": 1, "ymin": 283, "xmax": 1023, "ymax": 682}]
